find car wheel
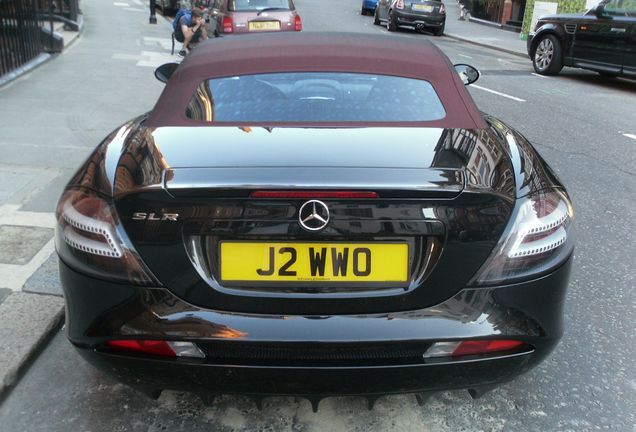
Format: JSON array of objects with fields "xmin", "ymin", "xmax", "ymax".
[
  {"xmin": 373, "ymin": 7, "xmax": 381, "ymax": 25},
  {"xmin": 433, "ymin": 23, "xmax": 445, "ymax": 36},
  {"xmin": 387, "ymin": 10, "xmax": 398, "ymax": 31},
  {"xmin": 533, "ymin": 34, "xmax": 563, "ymax": 75},
  {"xmin": 361, "ymin": 7, "xmax": 368, "ymax": 15}
]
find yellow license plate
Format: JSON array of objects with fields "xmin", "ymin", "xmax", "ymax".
[
  {"xmin": 412, "ymin": 4, "xmax": 433, "ymax": 12},
  {"xmin": 220, "ymin": 242, "xmax": 408, "ymax": 284},
  {"xmin": 248, "ymin": 21, "xmax": 281, "ymax": 31}
]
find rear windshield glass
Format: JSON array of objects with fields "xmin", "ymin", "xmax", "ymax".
[
  {"xmin": 229, "ymin": 0, "xmax": 293, "ymax": 12},
  {"xmin": 185, "ymin": 72, "xmax": 446, "ymax": 123}
]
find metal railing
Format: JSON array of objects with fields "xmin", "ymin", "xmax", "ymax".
[
  {"xmin": 0, "ymin": 0, "xmax": 42, "ymax": 77},
  {"xmin": 0, "ymin": 0, "xmax": 80, "ymax": 81}
]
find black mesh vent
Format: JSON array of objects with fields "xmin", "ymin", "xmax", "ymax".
[
  {"xmin": 196, "ymin": 341, "xmax": 433, "ymax": 367},
  {"xmin": 564, "ymin": 24, "xmax": 577, "ymax": 34}
]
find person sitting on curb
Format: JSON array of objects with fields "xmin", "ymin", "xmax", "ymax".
[{"xmin": 175, "ymin": 8, "xmax": 208, "ymax": 57}]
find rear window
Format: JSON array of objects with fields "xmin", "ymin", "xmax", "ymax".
[
  {"xmin": 185, "ymin": 72, "xmax": 446, "ymax": 123},
  {"xmin": 229, "ymin": 0, "xmax": 293, "ymax": 11}
]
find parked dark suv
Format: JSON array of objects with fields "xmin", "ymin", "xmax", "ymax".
[{"xmin": 527, "ymin": 0, "xmax": 636, "ymax": 77}]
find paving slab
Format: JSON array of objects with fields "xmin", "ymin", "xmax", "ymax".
[
  {"xmin": 0, "ymin": 292, "xmax": 64, "ymax": 396},
  {"xmin": 0, "ymin": 225, "xmax": 54, "ymax": 265},
  {"xmin": 23, "ymin": 254, "xmax": 63, "ymax": 297}
]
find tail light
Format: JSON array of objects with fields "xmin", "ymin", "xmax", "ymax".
[
  {"xmin": 104, "ymin": 340, "xmax": 205, "ymax": 358},
  {"xmin": 294, "ymin": 14, "xmax": 302, "ymax": 31},
  {"xmin": 423, "ymin": 340, "xmax": 528, "ymax": 359},
  {"xmin": 222, "ymin": 15, "xmax": 233, "ymax": 33},
  {"xmin": 250, "ymin": 190, "xmax": 378, "ymax": 199},
  {"xmin": 439, "ymin": 3, "xmax": 446, "ymax": 14},
  {"xmin": 396, "ymin": 0, "xmax": 405, "ymax": 9},
  {"xmin": 55, "ymin": 189, "xmax": 158, "ymax": 285},
  {"xmin": 471, "ymin": 189, "xmax": 574, "ymax": 285}
]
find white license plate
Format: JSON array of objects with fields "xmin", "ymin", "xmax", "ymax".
[{"xmin": 412, "ymin": 4, "xmax": 434, "ymax": 12}]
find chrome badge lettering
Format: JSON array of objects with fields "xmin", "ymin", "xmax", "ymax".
[{"xmin": 132, "ymin": 212, "xmax": 179, "ymax": 221}]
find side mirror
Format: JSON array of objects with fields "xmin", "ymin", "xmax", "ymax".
[
  {"xmin": 454, "ymin": 64, "xmax": 480, "ymax": 86},
  {"xmin": 154, "ymin": 62, "xmax": 180, "ymax": 83},
  {"xmin": 594, "ymin": 3, "xmax": 606, "ymax": 17}
]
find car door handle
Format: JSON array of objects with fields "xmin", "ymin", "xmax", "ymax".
[{"xmin": 610, "ymin": 27, "xmax": 626, "ymax": 32}]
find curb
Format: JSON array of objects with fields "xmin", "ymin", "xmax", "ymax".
[
  {"xmin": 444, "ymin": 32, "xmax": 529, "ymax": 59},
  {"xmin": 0, "ymin": 292, "xmax": 65, "ymax": 401}
]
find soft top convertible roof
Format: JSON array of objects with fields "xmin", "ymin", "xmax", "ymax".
[{"xmin": 147, "ymin": 32, "xmax": 487, "ymax": 129}]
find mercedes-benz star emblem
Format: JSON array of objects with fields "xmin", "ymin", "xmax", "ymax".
[{"xmin": 298, "ymin": 200, "xmax": 330, "ymax": 231}]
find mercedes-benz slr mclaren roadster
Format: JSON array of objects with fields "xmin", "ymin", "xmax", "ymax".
[{"xmin": 57, "ymin": 33, "xmax": 574, "ymax": 409}]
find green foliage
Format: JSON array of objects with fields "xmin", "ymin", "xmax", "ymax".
[
  {"xmin": 557, "ymin": 0, "xmax": 586, "ymax": 13},
  {"xmin": 521, "ymin": 0, "xmax": 587, "ymax": 36}
]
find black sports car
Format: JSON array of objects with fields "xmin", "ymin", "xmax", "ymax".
[{"xmin": 56, "ymin": 33, "xmax": 574, "ymax": 410}]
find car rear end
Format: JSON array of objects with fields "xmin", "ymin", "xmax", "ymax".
[
  {"xmin": 393, "ymin": 0, "xmax": 446, "ymax": 33},
  {"xmin": 221, "ymin": 0, "xmax": 301, "ymax": 35},
  {"xmin": 57, "ymin": 123, "xmax": 573, "ymax": 403}
]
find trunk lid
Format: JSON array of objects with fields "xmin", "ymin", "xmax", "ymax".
[{"xmin": 115, "ymin": 126, "xmax": 515, "ymax": 315}]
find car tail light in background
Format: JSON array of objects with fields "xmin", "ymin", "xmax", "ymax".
[
  {"xmin": 104, "ymin": 340, "xmax": 205, "ymax": 359},
  {"xmin": 55, "ymin": 189, "xmax": 157, "ymax": 285},
  {"xmin": 294, "ymin": 15, "xmax": 302, "ymax": 31},
  {"xmin": 439, "ymin": 3, "xmax": 446, "ymax": 14},
  {"xmin": 471, "ymin": 189, "xmax": 574, "ymax": 285},
  {"xmin": 396, "ymin": 0, "xmax": 405, "ymax": 9},
  {"xmin": 422, "ymin": 340, "xmax": 528, "ymax": 359},
  {"xmin": 222, "ymin": 16, "xmax": 233, "ymax": 33}
]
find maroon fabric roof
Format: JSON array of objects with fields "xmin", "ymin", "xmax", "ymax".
[{"xmin": 147, "ymin": 32, "xmax": 487, "ymax": 129}]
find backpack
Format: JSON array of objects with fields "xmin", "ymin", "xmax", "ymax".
[{"xmin": 172, "ymin": 9, "xmax": 192, "ymax": 32}]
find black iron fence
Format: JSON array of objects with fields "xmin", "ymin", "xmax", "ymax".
[{"xmin": 0, "ymin": 0, "xmax": 80, "ymax": 81}]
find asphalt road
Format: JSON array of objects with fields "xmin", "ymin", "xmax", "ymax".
[{"xmin": 1, "ymin": 0, "xmax": 635, "ymax": 430}]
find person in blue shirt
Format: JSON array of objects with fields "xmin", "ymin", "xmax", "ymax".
[{"xmin": 174, "ymin": 8, "xmax": 208, "ymax": 57}]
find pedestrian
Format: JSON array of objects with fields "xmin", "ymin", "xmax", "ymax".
[{"xmin": 174, "ymin": 8, "xmax": 208, "ymax": 57}]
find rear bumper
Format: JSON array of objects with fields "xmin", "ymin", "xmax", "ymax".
[
  {"xmin": 77, "ymin": 346, "xmax": 534, "ymax": 397},
  {"xmin": 60, "ymin": 256, "xmax": 571, "ymax": 397},
  {"xmin": 395, "ymin": 10, "xmax": 445, "ymax": 27}
]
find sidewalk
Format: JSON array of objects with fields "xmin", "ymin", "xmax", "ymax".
[
  {"xmin": 443, "ymin": 1, "xmax": 529, "ymax": 58},
  {"xmin": 0, "ymin": 19, "xmax": 79, "ymax": 400},
  {"xmin": 0, "ymin": 0, "xmax": 179, "ymax": 399}
]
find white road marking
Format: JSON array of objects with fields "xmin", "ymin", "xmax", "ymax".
[
  {"xmin": 0, "ymin": 205, "xmax": 56, "ymax": 229},
  {"xmin": 113, "ymin": 2, "xmax": 129, "ymax": 6},
  {"xmin": 112, "ymin": 53, "xmax": 142, "ymax": 61},
  {"xmin": 471, "ymin": 84, "xmax": 526, "ymax": 102},
  {"xmin": 136, "ymin": 51, "xmax": 179, "ymax": 67},
  {"xmin": 532, "ymin": 73, "xmax": 549, "ymax": 79},
  {"xmin": 143, "ymin": 36, "xmax": 174, "ymax": 50},
  {"xmin": 113, "ymin": 50, "xmax": 179, "ymax": 66},
  {"xmin": 458, "ymin": 54, "xmax": 472, "ymax": 59},
  {"xmin": 623, "ymin": 133, "xmax": 636, "ymax": 140}
]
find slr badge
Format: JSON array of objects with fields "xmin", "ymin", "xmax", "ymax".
[
  {"xmin": 132, "ymin": 212, "xmax": 179, "ymax": 221},
  {"xmin": 298, "ymin": 200, "xmax": 330, "ymax": 231}
]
